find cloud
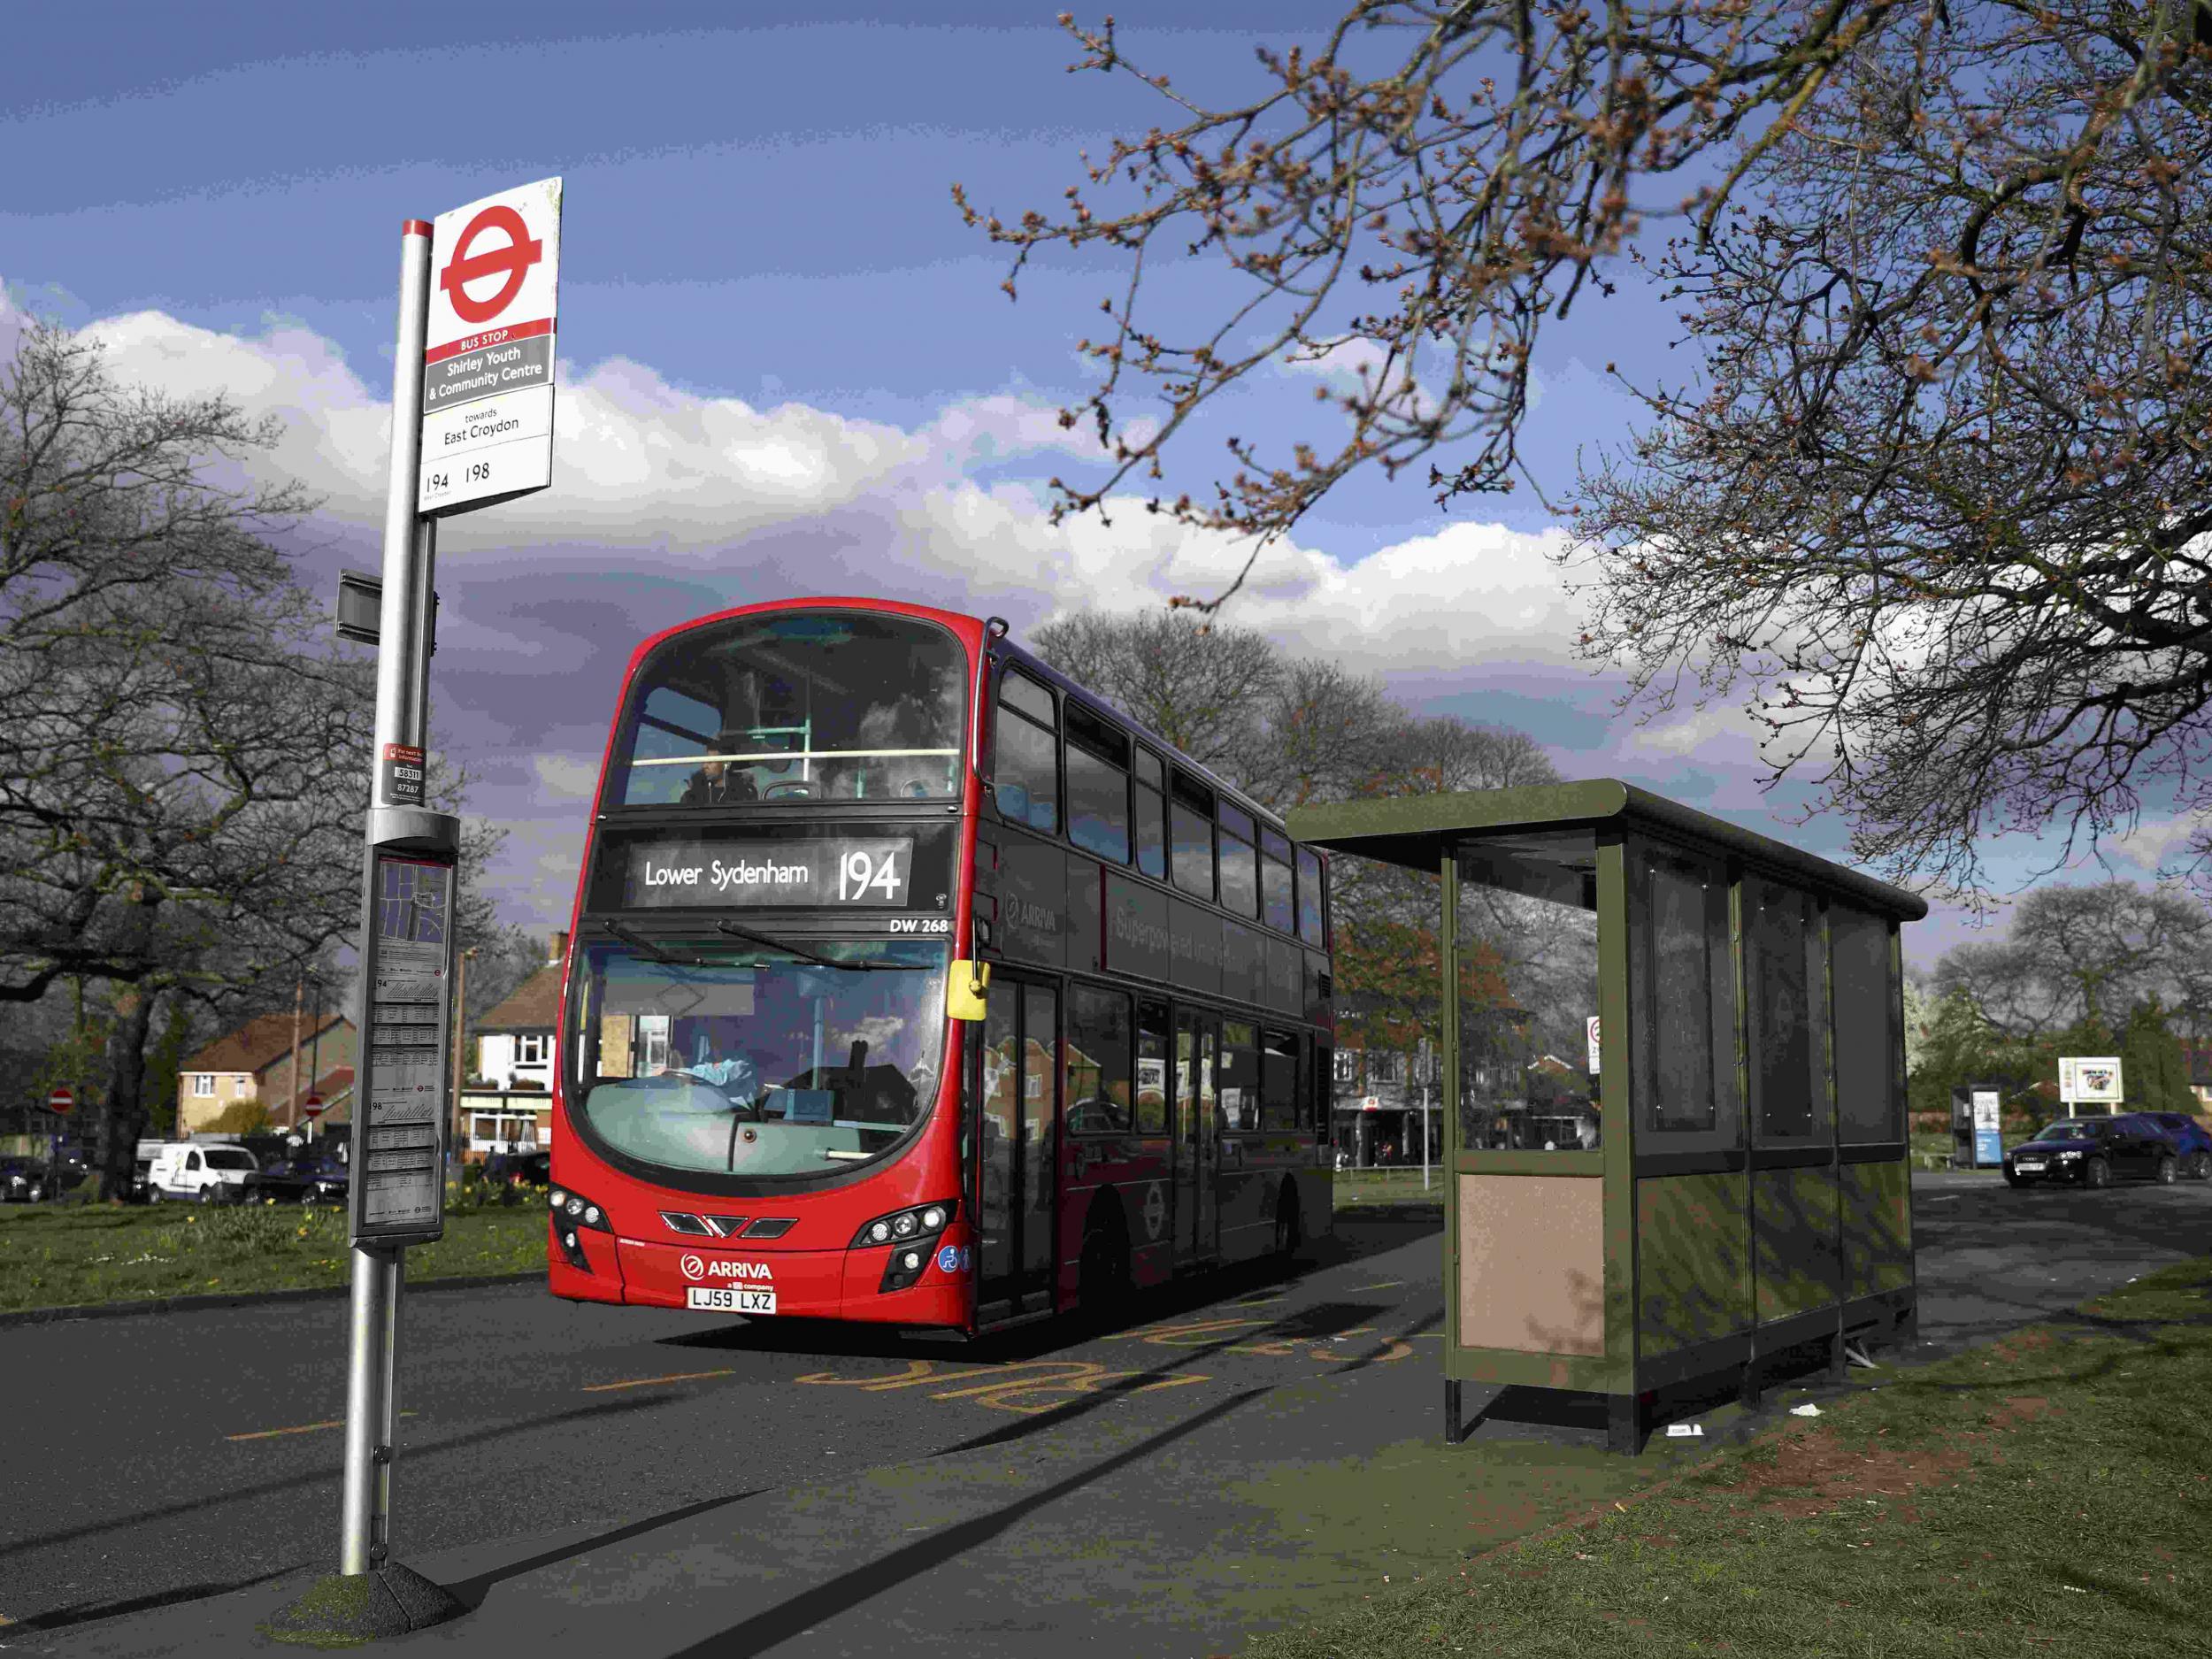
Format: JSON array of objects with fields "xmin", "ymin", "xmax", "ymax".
[{"xmin": 10, "ymin": 284, "xmax": 1812, "ymax": 930}]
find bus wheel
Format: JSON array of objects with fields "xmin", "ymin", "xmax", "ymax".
[
  {"xmin": 1273, "ymin": 1185, "xmax": 1303, "ymax": 1260},
  {"xmin": 1079, "ymin": 1209, "xmax": 1132, "ymax": 1325}
]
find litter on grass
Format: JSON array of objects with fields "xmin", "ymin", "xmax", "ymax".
[
  {"xmin": 1664, "ymin": 1423, "xmax": 1704, "ymax": 1438},
  {"xmin": 1790, "ymin": 1403, "xmax": 1823, "ymax": 1417}
]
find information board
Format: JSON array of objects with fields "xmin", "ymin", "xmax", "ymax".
[{"xmin": 349, "ymin": 852, "xmax": 455, "ymax": 1243}]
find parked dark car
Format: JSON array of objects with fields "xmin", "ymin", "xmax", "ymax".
[
  {"xmin": 2004, "ymin": 1116, "xmax": 2180, "ymax": 1188},
  {"xmin": 254, "ymin": 1154, "xmax": 351, "ymax": 1204},
  {"xmin": 1, "ymin": 1156, "xmax": 89, "ymax": 1202},
  {"xmin": 2139, "ymin": 1110, "xmax": 2212, "ymax": 1181}
]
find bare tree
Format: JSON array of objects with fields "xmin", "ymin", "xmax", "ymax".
[
  {"xmin": 959, "ymin": 3, "xmax": 1905, "ymax": 573},
  {"xmin": 1031, "ymin": 610, "xmax": 1281, "ymax": 767},
  {"xmin": 970, "ymin": 5, "xmax": 2212, "ymax": 897},
  {"xmin": 1933, "ymin": 880, "xmax": 2212, "ymax": 1039},
  {"xmin": 1570, "ymin": 4, "xmax": 2212, "ymax": 895},
  {"xmin": 1, "ymin": 321, "xmax": 375, "ymax": 1197}
]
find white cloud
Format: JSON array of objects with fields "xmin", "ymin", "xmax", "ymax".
[{"xmin": 532, "ymin": 754, "xmax": 600, "ymax": 801}]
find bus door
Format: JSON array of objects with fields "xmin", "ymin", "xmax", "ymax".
[
  {"xmin": 972, "ymin": 975, "xmax": 1060, "ymax": 1321},
  {"xmin": 1174, "ymin": 1009, "xmax": 1220, "ymax": 1261}
]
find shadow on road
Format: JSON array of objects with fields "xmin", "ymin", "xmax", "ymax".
[
  {"xmin": 1, "ymin": 1563, "xmax": 303, "ymax": 1633},
  {"xmin": 655, "ymin": 1214, "xmax": 1440, "ymax": 1367},
  {"xmin": 444, "ymin": 1488, "xmax": 771, "ymax": 1611},
  {"xmin": 0, "ymin": 1394, "xmax": 664, "ymax": 1563},
  {"xmin": 660, "ymin": 1386, "xmax": 1273, "ymax": 1659}
]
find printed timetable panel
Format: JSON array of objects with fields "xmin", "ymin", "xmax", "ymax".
[{"xmin": 349, "ymin": 852, "xmax": 457, "ymax": 1243}]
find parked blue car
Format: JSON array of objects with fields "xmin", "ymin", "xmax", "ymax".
[
  {"xmin": 2139, "ymin": 1110, "xmax": 2212, "ymax": 1181},
  {"xmin": 2004, "ymin": 1116, "xmax": 2180, "ymax": 1188}
]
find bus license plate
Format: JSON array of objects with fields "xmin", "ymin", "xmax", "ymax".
[{"xmin": 686, "ymin": 1286, "xmax": 776, "ymax": 1314}]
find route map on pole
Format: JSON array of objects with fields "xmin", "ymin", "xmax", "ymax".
[{"xmin": 356, "ymin": 854, "xmax": 455, "ymax": 1235}]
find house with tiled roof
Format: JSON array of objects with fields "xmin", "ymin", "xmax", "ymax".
[
  {"xmin": 459, "ymin": 935, "xmax": 565, "ymax": 1157},
  {"xmin": 179, "ymin": 1010, "xmax": 356, "ymax": 1136}
]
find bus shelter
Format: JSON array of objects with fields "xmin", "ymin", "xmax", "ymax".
[{"xmin": 1288, "ymin": 780, "xmax": 1925, "ymax": 1453}]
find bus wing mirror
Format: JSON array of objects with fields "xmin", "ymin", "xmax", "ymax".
[{"xmin": 948, "ymin": 960, "xmax": 990, "ymax": 1022}]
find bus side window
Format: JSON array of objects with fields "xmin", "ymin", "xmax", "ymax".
[
  {"xmin": 1133, "ymin": 749, "xmax": 1167, "ymax": 880},
  {"xmin": 1261, "ymin": 1029, "xmax": 1298, "ymax": 1132},
  {"xmin": 1064, "ymin": 702, "xmax": 1131, "ymax": 865},
  {"xmin": 1260, "ymin": 828, "xmax": 1294, "ymax": 933},
  {"xmin": 1296, "ymin": 847, "xmax": 1326, "ymax": 948},
  {"xmin": 995, "ymin": 669, "xmax": 1059, "ymax": 833},
  {"xmin": 1217, "ymin": 803, "xmax": 1259, "ymax": 919},
  {"xmin": 1170, "ymin": 769, "xmax": 1216, "ymax": 902}
]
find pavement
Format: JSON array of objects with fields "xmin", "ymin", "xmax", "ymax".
[{"xmin": 10, "ymin": 1172, "xmax": 2210, "ymax": 1658}]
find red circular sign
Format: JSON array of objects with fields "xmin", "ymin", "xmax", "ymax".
[
  {"xmin": 47, "ymin": 1086, "xmax": 73, "ymax": 1115},
  {"xmin": 439, "ymin": 204, "xmax": 543, "ymax": 325},
  {"xmin": 302, "ymin": 1094, "xmax": 325, "ymax": 1119}
]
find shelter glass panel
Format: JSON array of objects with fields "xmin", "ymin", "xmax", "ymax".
[
  {"xmin": 1632, "ymin": 843, "xmax": 1739, "ymax": 1145},
  {"xmin": 1749, "ymin": 879, "xmax": 1830, "ymax": 1145},
  {"xmin": 1453, "ymin": 833, "xmax": 1601, "ymax": 1155},
  {"xmin": 1832, "ymin": 905, "xmax": 1901, "ymax": 1143}
]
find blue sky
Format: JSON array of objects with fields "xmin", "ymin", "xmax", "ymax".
[{"xmin": 5, "ymin": 1, "xmax": 2178, "ymax": 967}]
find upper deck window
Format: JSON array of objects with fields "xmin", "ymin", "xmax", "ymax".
[
  {"xmin": 994, "ymin": 667, "xmax": 1059, "ymax": 833},
  {"xmin": 613, "ymin": 611, "xmax": 965, "ymax": 808}
]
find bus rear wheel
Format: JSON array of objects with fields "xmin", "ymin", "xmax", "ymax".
[{"xmin": 1273, "ymin": 1185, "xmax": 1303, "ymax": 1260}]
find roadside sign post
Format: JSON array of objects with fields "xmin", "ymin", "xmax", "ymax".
[
  {"xmin": 47, "ymin": 1087, "xmax": 73, "ymax": 1204},
  {"xmin": 282, "ymin": 178, "xmax": 561, "ymax": 1645}
]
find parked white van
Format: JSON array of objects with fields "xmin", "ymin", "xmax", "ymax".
[{"xmin": 147, "ymin": 1142, "xmax": 261, "ymax": 1203}]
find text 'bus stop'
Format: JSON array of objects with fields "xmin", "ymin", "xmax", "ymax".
[{"xmin": 1290, "ymin": 781, "xmax": 1926, "ymax": 1453}]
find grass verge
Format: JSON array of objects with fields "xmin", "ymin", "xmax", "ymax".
[
  {"xmin": 0, "ymin": 1189, "xmax": 548, "ymax": 1316},
  {"xmin": 1333, "ymin": 1170, "xmax": 1448, "ymax": 1211},
  {"xmin": 1246, "ymin": 1256, "xmax": 2211, "ymax": 1658}
]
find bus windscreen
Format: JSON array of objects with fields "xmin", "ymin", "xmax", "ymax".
[
  {"xmin": 612, "ymin": 611, "xmax": 965, "ymax": 807},
  {"xmin": 568, "ymin": 936, "xmax": 950, "ymax": 1179}
]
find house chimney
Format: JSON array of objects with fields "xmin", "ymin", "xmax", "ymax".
[{"xmin": 549, "ymin": 931, "xmax": 569, "ymax": 965}]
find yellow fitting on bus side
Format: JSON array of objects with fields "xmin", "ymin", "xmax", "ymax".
[{"xmin": 947, "ymin": 960, "xmax": 990, "ymax": 1022}]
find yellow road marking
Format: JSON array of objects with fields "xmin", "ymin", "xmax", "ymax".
[
  {"xmin": 795, "ymin": 1357, "xmax": 1213, "ymax": 1415},
  {"xmin": 227, "ymin": 1412, "xmax": 416, "ymax": 1442},
  {"xmin": 582, "ymin": 1368, "xmax": 737, "ymax": 1393},
  {"xmin": 1350, "ymin": 1280, "xmax": 1404, "ymax": 1292}
]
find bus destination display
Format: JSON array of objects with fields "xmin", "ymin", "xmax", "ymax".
[{"xmin": 618, "ymin": 837, "xmax": 918, "ymax": 909}]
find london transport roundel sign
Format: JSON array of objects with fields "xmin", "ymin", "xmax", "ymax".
[
  {"xmin": 47, "ymin": 1085, "xmax": 73, "ymax": 1115},
  {"xmin": 419, "ymin": 177, "xmax": 563, "ymax": 519}
]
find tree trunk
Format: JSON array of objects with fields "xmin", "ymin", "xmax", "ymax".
[{"xmin": 96, "ymin": 988, "xmax": 156, "ymax": 1202}]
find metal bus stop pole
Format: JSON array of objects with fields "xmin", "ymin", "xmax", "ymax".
[{"xmin": 340, "ymin": 218, "xmax": 437, "ymax": 1582}]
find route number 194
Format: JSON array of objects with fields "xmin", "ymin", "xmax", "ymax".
[{"xmin": 839, "ymin": 849, "xmax": 905, "ymax": 902}]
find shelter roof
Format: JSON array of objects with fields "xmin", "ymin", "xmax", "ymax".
[{"xmin": 1289, "ymin": 780, "xmax": 1927, "ymax": 922}]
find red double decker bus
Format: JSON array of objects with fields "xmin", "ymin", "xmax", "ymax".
[{"xmin": 549, "ymin": 598, "xmax": 1334, "ymax": 1332}]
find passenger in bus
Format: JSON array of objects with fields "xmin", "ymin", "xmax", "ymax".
[{"xmin": 682, "ymin": 731, "xmax": 758, "ymax": 806}]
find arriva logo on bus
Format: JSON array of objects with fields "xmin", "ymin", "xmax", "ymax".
[{"xmin": 679, "ymin": 1256, "xmax": 775, "ymax": 1281}]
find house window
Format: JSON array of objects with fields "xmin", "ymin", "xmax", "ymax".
[
  {"xmin": 516, "ymin": 1034, "xmax": 551, "ymax": 1066},
  {"xmin": 232, "ymin": 1076, "xmax": 251, "ymax": 1097},
  {"xmin": 1333, "ymin": 1050, "xmax": 1358, "ymax": 1085},
  {"xmin": 191, "ymin": 1074, "xmax": 215, "ymax": 1097}
]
